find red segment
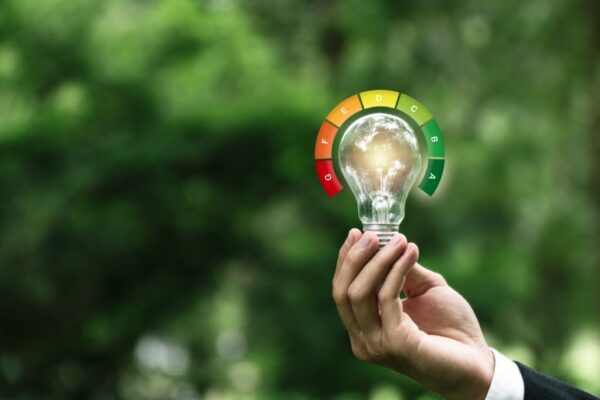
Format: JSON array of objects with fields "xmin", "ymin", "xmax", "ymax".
[{"xmin": 315, "ymin": 160, "xmax": 343, "ymax": 197}]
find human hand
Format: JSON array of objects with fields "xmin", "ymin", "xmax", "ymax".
[{"xmin": 332, "ymin": 229, "xmax": 495, "ymax": 400}]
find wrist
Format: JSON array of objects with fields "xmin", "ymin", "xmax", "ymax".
[{"xmin": 444, "ymin": 347, "xmax": 495, "ymax": 400}]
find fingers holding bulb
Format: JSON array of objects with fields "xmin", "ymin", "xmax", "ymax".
[
  {"xmin": 333, "ymin": 228, "xmax": 362, "ymax": 284},
  {"xmin": 332, "ymin": 233, "xmax": 422, "ymax": 365},
  {"xmin": 332, "ymin": 231, "xmax": 379, "ymax": 335},
  {"xmin": 347, "ymin": 234, "xmax": 408, "ymax": 338},
  {"xmin": 378, "ymin": 243, "xmax": 420, "ymax": 331}
]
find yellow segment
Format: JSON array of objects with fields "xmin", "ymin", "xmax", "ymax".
[{"xmin": 359, "ymin": 90, "xmax": 399, "ymax": 109}]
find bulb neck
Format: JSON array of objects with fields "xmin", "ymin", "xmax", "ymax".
[{"xmin": 362, "ymin": 223, "xmax": 399, "ymax": 247}]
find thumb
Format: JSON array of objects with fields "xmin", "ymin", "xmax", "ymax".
[{"xmin": 403, "ymin": 263, "xmax": 447, "ymax": 298}]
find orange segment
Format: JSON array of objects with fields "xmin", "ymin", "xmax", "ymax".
[
  {"xmin": 325, "ymin": 95, "xmax": 362, "ymax": 127},
  {"xmin": 314, "ymin": 121, "xmax": 338, "ymax": 160}
]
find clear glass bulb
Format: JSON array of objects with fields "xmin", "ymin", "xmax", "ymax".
[{"xmin": 339, "ymin": 113, "xmax": 422, "ymax": 246}]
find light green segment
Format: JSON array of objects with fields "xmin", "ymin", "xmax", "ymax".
[
  {"xmin": 421, "ymin": 119, "xmax": 445, "ymax": 157},
  {"xmin": 396, "ymin": 94, "xmax": 433, "ymax": 126}
]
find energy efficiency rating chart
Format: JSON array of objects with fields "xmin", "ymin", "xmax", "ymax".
[{"xmin": 314, "ymin": 90, "xmax": 445, "ymax": 197}]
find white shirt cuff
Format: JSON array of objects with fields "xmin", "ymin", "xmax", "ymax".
[{"xmin": 484, "ymin": 348, "xmax": 525, "ymax": 400}]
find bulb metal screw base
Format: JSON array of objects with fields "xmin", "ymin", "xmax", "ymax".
[{"xmin": 363, "ymin": 223, "xmax": 400, "ymax": 247}]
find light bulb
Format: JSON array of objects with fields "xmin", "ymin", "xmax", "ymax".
[{"xmin": 339, "ymin": 113, "xmax": 422, "ymax": 246}]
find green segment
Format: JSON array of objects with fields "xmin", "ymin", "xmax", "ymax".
[
  {"xmin": 419, "ymin": 158, "xmax": 445, "ymax": 196},
  {"xmin": 421, "ymin": 119, "xmax": 445, "ymax": 157},
  {"xmin": 397, "ymin": 94, "xmax": 433, "ymax": 126},
  {"xmin": 397, "ymin": 95, "xmax": 445, "ymax": 195}
]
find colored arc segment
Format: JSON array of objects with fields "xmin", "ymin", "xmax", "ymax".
[
  {"xmin": 419, "ymin": 158, "xmax": 445, "ymax": 195},
  {"xmin": 314, "ymin": 94, "xmax": 364, "ymax": 198},
  {"xmin": 394, "ymin": 93, "xmax": 444, "ymax": 195},
  {"xmin": 315, "ymin": 160, "xmax": 343, "ymax": 197},
  {"xmin": 359, "ymin": 90, "xmax": 399, "ymax": 109},
  {"xmin": 315, "ymin": 121, "xmax": 337, "ymax": 160},
  {"xmin": 326, "ymin": 95, "xmax": 363, "ymax": 127},
  {"xmin": 314, "ymin": 90, "xmax": 445, "ymax": 197}
]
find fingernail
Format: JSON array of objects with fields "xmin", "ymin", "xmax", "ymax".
[
  {"xmin": 347, "ymin": 229, "xmax": 360, "ymax": 246},
  {"xmin": 345, "ymin": 229, "xmax": 352, "ymax": 242},
  {"xmin": 358, "ymin": 233, "xmax": 374, "ymax": 248},
  {"xmin": 387, "ymin": 234, "xmax": 402, "ymax": 247}
]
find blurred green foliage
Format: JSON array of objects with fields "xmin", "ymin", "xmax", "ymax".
[{"xmin": 1, "ymin": 0, "xmax": 600, "ymax": 399}]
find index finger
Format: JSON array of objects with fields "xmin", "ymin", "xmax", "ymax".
[
  {"xmin": 333, "ymin": 228, "xmax": 362, "ymax": 284},
  {"xmin": 332, "ymin": 232, "xmax": 379, "ymax": 333}
]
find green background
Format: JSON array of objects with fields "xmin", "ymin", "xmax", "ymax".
[{"xmin": 1, "ymin": 0, "xmax": 599, "ymax": 399}]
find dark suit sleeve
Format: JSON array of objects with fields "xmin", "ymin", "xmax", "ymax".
[{"xmin": 515, "ymin": 361, "xmax": 599, "ymax": 400}]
